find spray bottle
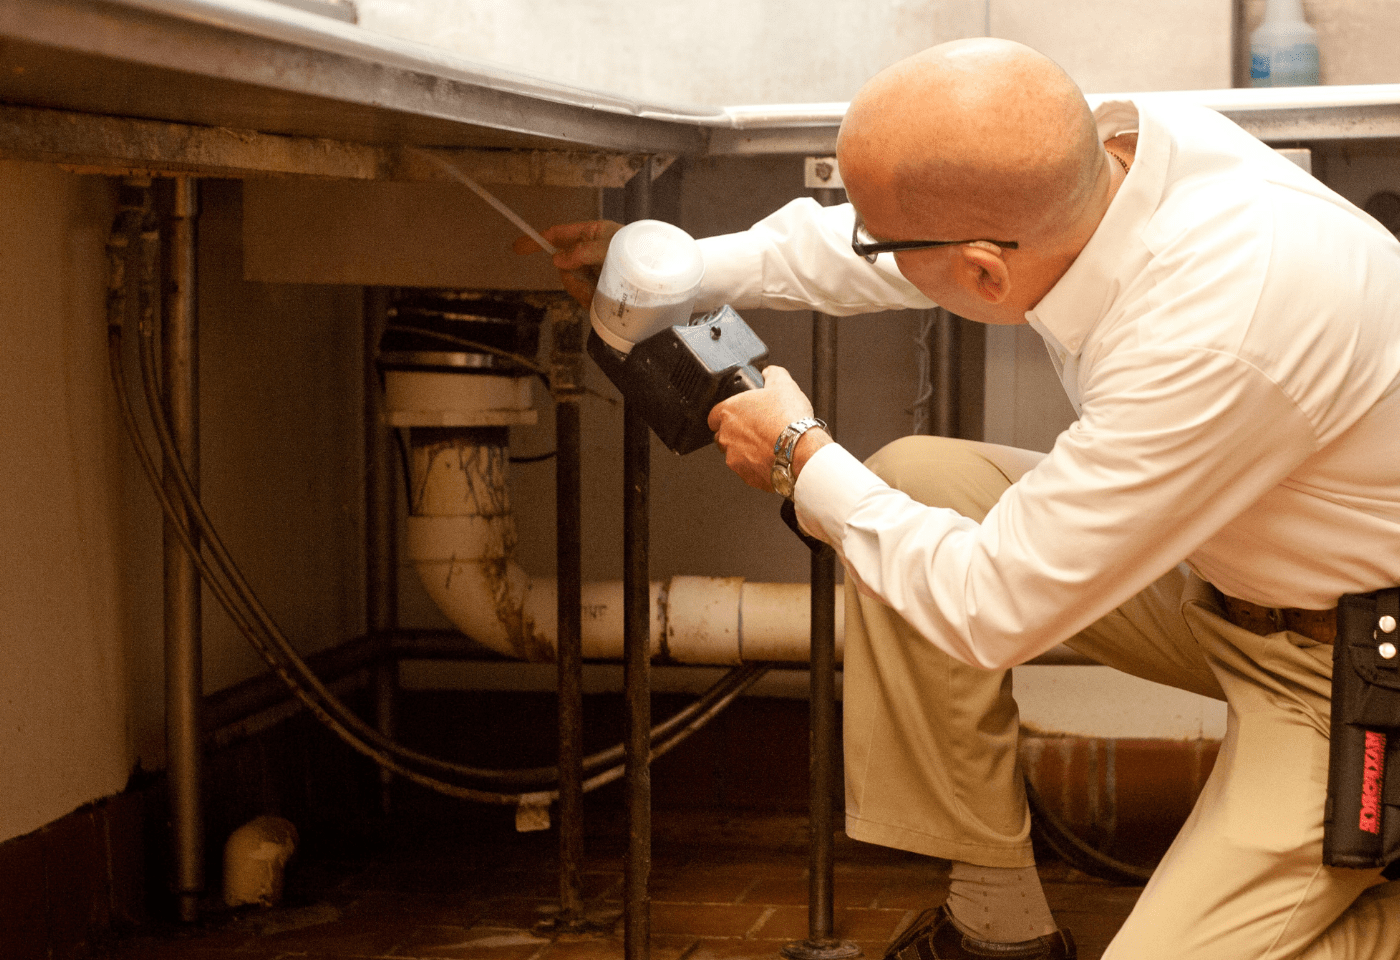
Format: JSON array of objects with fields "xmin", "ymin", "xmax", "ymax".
[{"xmin": 1250, "ymin": 0, "xmax": 1320, "ymax": 88}]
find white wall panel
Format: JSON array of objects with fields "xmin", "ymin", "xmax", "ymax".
[
  {"xmin": 0, "ymin": 162, "xmax": 134, "ymax": 841},
  {"xmin": 355, "ymin": 0, "xmax": 1240, "ymax": 105},
  {"xmin": 992, "ymin": 0, "xmax": 1232, "ymax": 92}
]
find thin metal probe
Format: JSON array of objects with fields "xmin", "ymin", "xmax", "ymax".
[{"xmin": 414, "ymin": 148, "xmax": 559, "ymax": 254}]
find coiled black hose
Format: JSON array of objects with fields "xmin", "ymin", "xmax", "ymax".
[
  {"xmin": 105, "ymin": 183, "xmax": 769, "ymax": 807},
  {"xmin": 1025, "ymin": 774, "xmax": 1155, "ymax": 885}
]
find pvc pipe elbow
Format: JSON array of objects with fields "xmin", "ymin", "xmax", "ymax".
[
  {"xmin": 223, "ymin": 816, "xmax": 298, "ymax": 908},
  {"xmin": 389, "ymin": 370, "xmax": 840, "ymax": 667}
]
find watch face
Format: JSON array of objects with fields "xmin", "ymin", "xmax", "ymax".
[{"xmin": 771, "ymin": 461, "xmax": 795, "ymax": 498}]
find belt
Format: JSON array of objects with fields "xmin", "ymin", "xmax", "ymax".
[{"xmin": 1219, "ymin": 593, "xmax": 1337, "ymax": 645}]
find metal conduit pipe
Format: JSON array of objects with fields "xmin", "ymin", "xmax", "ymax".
[
  {"xmin": 783, "ymin": 177, "xmax": 859, "ymax": 960},
  {"xmin": 622, "ymin": 166, "xmax": 653, "ymax": 960},
  {"xmin": 803, "ymin": 311, "xmax": 844, "ymax": 954},
  {"xmin": 160, "ymin": 176, "xmax": 204, "ymax": 924},
  {"xmin": 912, "ymin": 307, "xmax": 958, "ymax": 439},
  {"xmin": 623, "ymin": 403, "xmax": 651, "ymax": 960},
  {"xmin": 931, "ymin": 309, "xmax": 958, "ymax": 439},
  {"xmin": 364, "ymin": 286, "xmax": 400, "ymax": 815},
  {"xmin": 552, "ymin": 302, "xmax": 587, "ymax": 925}
]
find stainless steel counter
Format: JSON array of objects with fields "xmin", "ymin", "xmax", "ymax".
[
  {"xmin": 0, "ymin": 0, "xmax": 716, "ymax": 154},
  {"xmin": 3, "ymin": 0, "xmax": 1400, "ymax": 172}
]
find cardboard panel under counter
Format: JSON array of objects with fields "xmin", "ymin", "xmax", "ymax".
[{"xmin": 242, "ymin": 177, "xmax": 599, "ymax": 288}]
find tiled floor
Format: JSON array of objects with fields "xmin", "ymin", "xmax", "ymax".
[{"xmin": 94, "ymin": 811, "xmax": 1143, "ymax": 960}]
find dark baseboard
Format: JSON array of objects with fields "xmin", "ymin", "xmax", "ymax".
[
  {"xmin": 0, "ymin": 789, "xmax": 147, "ymax": 960},
  {"xmin": 0, "ymin": 689, "xmax": 1219, "ymax": 958}
]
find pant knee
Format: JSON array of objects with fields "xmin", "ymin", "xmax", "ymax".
[{"xmin": 863, "ymin": 436, "xmax": 1020, "ymax": 520}]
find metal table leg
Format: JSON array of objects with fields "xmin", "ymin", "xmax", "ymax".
[
  {"xmin": 161, "ymin": 176, "xmax": 204, "ymax": 924},
  {"xmin": 623, "ymin": 164, "xmax": 653, "ymax": 960}
]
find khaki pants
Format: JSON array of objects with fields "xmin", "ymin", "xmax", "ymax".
[{"xmin": 843, "ymin": 436, "xmax": 1400, "ymax": 959}]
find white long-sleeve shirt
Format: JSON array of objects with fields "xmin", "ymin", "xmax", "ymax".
[{"xmin": 695, "ymin": 98, "xmax": 1400, "ymax": 670}]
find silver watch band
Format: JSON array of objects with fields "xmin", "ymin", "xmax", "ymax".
[
  {"xmin": 773, "ymin": 417, "xmax": 827, "ymax": 463},
  {"xmin": 770, "ymin": 417, "xmax": 827, "ymax": 498}
]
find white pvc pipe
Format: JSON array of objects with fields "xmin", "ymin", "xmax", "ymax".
[
  {"xmin": 393, "ymin": 370, "xmax": 838, "ymax": 666},
  {"xmin": 223, "ymin": 816, "xmax": 298, "ymax": 908}
]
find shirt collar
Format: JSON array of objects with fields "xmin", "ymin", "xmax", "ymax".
[{"xmin": 1024, "ymin": 99, "xmax": 1171, "ymax": 357}]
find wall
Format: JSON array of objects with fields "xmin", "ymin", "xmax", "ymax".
[
  {"xmin": 0, "ymin": 162, "xmax": 134, "ymax": 842},
  {"xmin": 0, "ymin": 172, "xmax": 366, "ymax": 849},
  {"xmin": 5, "ymin": 0, "xmax": 1400, "ymax": 862},
  {"xmin": 354, "ymin": 0, "xmax": 1400, "ymax": 103},
  {"xmin": 353, "ymin": 0, "xmax": 1231, "ymax": 105},
  {"xmin": 192, "ymin": 182, "xmax": 365, "ymax": 700},
  {"xmin": 1246, "ymin": 0, "xmax": 1400, "ymax": 86}
]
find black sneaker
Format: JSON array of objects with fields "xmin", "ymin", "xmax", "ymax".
[{"xmin": 885, "ymin": 905, "xmax": 1076, "ymax": 960}]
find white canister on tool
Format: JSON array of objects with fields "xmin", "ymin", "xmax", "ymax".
[{"xmin": 590, "ymin": 219, "xmax": 705, "ymax": 353}]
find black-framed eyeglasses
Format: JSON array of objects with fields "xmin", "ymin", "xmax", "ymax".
[{"xmin": 851, "ymin": 218, "xmax": 1019, "ymax": 263}]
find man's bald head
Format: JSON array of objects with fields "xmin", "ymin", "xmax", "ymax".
[{"xmin": 838, "ymin": 39, "xmax": 1105, "ymax": 249}]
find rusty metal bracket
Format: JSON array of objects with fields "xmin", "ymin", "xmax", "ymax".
[
  {"xmin": 0, "ymin": 103, "xmax": 656, "ymax": 187},
  {"xmin": 548, "ymin": 299, "xmax": 590, "ymax": 402}
]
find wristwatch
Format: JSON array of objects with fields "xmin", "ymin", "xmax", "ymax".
[{"xmin": 770, "ymin": 417, "xmax": 827, "ymax": 499}]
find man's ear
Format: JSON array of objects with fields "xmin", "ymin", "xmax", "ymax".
[{"xmin": 955, "ymin": 241, "xmax": 1011, "ymax": 304}]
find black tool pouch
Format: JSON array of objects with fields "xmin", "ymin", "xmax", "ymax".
[{"xmin": 1324, "ymin": 588, "xmax": 1400, "ymax": 876}]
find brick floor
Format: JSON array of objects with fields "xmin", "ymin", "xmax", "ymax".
[{"xmin": 91, "ymin": 811, "xmax": 1143, "ymax": 960}]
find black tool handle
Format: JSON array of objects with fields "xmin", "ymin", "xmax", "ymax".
[
  {"xmin": 724, "ymin": 364, "xmax": 765, "ymax": 398},
  {"xmin": 713, "ymin": 365, "xmax": 822, "ymax": 553}
]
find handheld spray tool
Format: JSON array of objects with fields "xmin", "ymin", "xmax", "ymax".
[
  {"xmin": 586, "ymin": 220, "xmax": 770, "ymax": 454},
  {"xmin": 420, "ymin": 148, "xmax": 769, "ymax": 455},
  {"xmin": 585, "ymin": 223, "xmax": 817, "ymax": 546}
]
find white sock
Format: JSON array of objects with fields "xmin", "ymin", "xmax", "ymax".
[{"xmin": 944, "ymin": 861, "xmax": 1057, "ymax": 943}]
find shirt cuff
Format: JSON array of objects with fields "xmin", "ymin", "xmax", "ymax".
[{"xmin": 792, "ymin": 442, "xmax": 888, "ymax": 547}]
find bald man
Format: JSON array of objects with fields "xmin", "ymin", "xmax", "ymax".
[{"xmin": 532, "ymin": 39, "xmax": 1400, "ymax": 960}]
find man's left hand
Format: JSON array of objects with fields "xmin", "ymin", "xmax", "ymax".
[{"xmin": 708, "ymin": 366, "xmax": 823, "ymax": 493}]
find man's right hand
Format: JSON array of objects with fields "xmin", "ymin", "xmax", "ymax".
[{"xmin": 513, "ymin": 220, "xmax": 623, "ymax": 308}]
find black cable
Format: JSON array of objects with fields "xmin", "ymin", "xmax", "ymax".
[
  {"xmin": 133, "ymin": 315, "xmax": 520, "ymax": 787},
  {"xmin": 1024, "ymin": 774, "xmax": 1155, "ymax": 885},
  {"xmin": 113, "ymin": 345, "xmax": 522, "ymax": 801},
  {"xmin": 107, "ymin": 194, "xmax": 770, "ymax": 802},
  {"xmin": 123, "ymin": 322, "xmax": 761, "ymax": 801},
  {"xmin": 394, "ymin": 427, "xmax": 414, "ymax": 514},
  {"xmin": 384, "ymin": 322, "xmax": 550, "ymax": 384},
  {"xmin": 109, "ymin": 216, "xmax": 536, "ymax": 802}
]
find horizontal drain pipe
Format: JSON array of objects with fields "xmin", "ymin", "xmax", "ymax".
[
  {"xmin": 404, "ymin": 424, "xmax": 843, "ymax": 666},
  {"xmin": 388, "ymin": 362, "xmax": 848, "ymax": 667},
  {"xmin": 390, "ymin": 369, "xmax": 1094, "ymax": 673}
]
